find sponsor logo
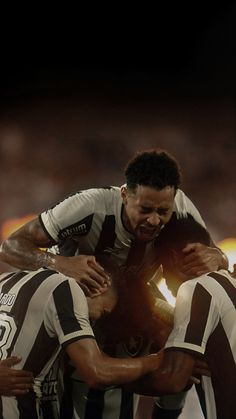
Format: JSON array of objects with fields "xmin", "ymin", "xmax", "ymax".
[{"xmin": 60, "ymin": 223, "xmax": 87, "ymax": 239}]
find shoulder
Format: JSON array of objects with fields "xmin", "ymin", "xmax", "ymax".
[
  {"xmin": 173, "ymin": 189, "xmax": 206, "ymax": 227},
  {"xmin": 47, "ymin": 272, "xmax": 88, "ymax": 308},
  {"xmin": 69, "ymin": 186, "xmax": 121, "ymax": 207}
]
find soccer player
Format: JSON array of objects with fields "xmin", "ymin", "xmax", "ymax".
[
  {"xmin": 0, "ymin": 149, "xmax": 227, "ymax": 293},
  {"xmin": 0, "ymin": 257, "xmax": 162, "ymax": 418},
  {"xmin": 132, "ymin": 218, "xmax": 235, "ymax": 419},
  {"xmin": 0, "ymin": 149, "xmax": 228, "ymax": 418}
]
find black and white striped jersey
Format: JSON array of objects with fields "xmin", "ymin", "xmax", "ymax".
[
  {"xmin": 40, "ymin": 186, "xmax": 207, "ymax": 419},
  {"xmin": 40, "ymin": 186, "xmax": 206, "ymax": 267},
  {"xmin": 60, "ymin": 333, "xmax": 153, "ymax": 419},
  {"xmin": 0, "ymin": 269, "xmax": 94, "ymax": 419},
  {"xmin": 165, "ymin": 269, "xmax": 236, "ymax": 419}
]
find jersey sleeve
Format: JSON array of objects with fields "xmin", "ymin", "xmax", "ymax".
[
  {"xmin": 44, "ymin": 278, "xmax": 95, "ymax": 348},
  {"xmin": 174, "ymin": 189, "xmax": 206, "ymax": 228},
  {"xmin": 39, "ymin": 190, "xmax": 97, "ymax": 243},
  {"xmin": 165, "ymin": 277, "xmax": 219, "ymax": 356}
]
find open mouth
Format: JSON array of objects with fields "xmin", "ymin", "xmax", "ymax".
[{"xmin": 139, "ymin": 225, "xmax": 159, "ymax": 237}]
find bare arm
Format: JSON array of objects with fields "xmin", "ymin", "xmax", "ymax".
[
  {"xmin": 124, "ymin": 350, "xmax": 196, "ymax": 396},
  {"xmin": 0, "ymin": 218, "xmax": 109, "ymax": 295},
  {"xmin": 0, "ymin": 357, "xmax": 33, "ymax": 396},
  {"xmin": 65, "ymin": 338, "xmax": 163, "ymax": 389}
]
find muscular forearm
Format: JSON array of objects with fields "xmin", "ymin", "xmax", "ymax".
[
  {"xmin": 68, "ymin": 342, "xmax": 163, "ymax": 389},
  {"xmin": 0, "ymin": 237, "xmax": 53, "ymax": 271},
  {"xmin": 92, "ymin": 352, "xmax": 163, "ymax": 388},
  {"xmin": 0, "ymin": 218, "xmax": 54, "ymax": 271}
]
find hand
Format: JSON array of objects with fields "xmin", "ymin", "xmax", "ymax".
[
  {"xmin": 56, "ymin": 254, "xmax": 111, "ymax": 296},
  {"xmin": 0, "ymin": 356, "xmax": 33, "ymax": 396},
  {"xmin": 193, "ymin": 358, "xmax": 211, "ymax": 377},
  {"xmin": 181, "ymin": 243, "xmax": 224, "ymax": 277}
]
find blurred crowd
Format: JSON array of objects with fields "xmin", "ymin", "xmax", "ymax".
[{"xmin": 0, "ymin": 96, "xmax": 235, "ymax": 245}]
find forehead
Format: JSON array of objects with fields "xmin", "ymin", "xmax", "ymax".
[{"xmin": 130, "ymin": 185, "xmax": 175, "ymax": 207}]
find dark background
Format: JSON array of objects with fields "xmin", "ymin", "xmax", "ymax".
[{"xmin": 0, "ymin": 4, "xmax": 235, "ymax": 244}]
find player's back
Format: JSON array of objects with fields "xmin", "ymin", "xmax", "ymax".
[
  {"xmin": 0, "ymin": 268, "xmax": 64, "ymax": 419},
  {"xmin": 202, "ymin": 270, "xmax": 236, "ymax": 419}
]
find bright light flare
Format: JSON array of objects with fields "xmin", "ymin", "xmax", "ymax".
[
  {"xmin": 157, "ymin": 277, "xmax": 176, "ymax": 307},
  {"xmin": 1, "ymin": 214, "xmax": 36, "ymax": 240},
  {"xmin": 217, "ymin": 238, "xmax": 236, "ymax": 272}
]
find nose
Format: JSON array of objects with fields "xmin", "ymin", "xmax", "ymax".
[{"xmin": 147, "ymin": 212, "xmax": 161, "ymax": 226}]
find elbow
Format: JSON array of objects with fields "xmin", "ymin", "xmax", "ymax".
[{"xmin": 86, "ymin": 376, "xmax": 105, "ymax": 389}]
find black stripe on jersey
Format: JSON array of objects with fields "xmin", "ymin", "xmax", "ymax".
[
  {"xmin": 84, "ymin": 389, "xmax": 105, "ymax": 419},
  {"xmin": 23, "ymin": 323, "xmax": 58, "ymax": 376},
  {"xmin": 207, "ymin": 272, "xmax": 236, "ymax": 307},
  {"xmin": 7, "ymin": 270, "xmax": 57, "ymax": 357},
  {"xmin": 120, "ymin": 389, "xmax": 134, "ymax": 419},
  {"xmin": 126, "ymin": 241, "xmax": 147, "ymax": 267},
  {"xmin": 184, "ymin": 283, "xmax": 212, "ymax": 346},
  {"xmin": 52, "ymin": 281, "xmax": 82, "ymax": 335},
  {"xmin": 58, "ymin": 238, "xmax": 79, "ymax": 256},
  {"xmin": 95, "ymin": 215, "xmax": 117, "ymax": 255},
  {"xmin": 60, "ymin": 364, "xmax": 76, "ymax": 419},
  {"xmin": 0, "ymin": 271, "xmax": 20, "ymax": 284},
  {"xmin": 0, "ymin": 271, "xmax": 28, "ymax": 292},
  {"xmin": 16, "ymin": 390, "xmax": 38, "ymax": 419},
  {"xmin": 58, "ymin": 214, "xmax": 94, "ymax": 240},
  {"xmin": 38, "ymin": 214, "xmax": 57, "ymax": 244},
  {"xmin": 206, "ymin": 320, "xmax": 236, "ymax": 418}
]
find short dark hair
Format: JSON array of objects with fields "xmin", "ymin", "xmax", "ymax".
[
  {"xmin": 124, "ymin": 149, "xmax": 181, "ymax": 191},
  {"xmin": 155, "ymin": 217, "xmax": 211, "ymax": 294}
]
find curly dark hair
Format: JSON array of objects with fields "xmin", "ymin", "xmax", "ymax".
[{"xmin": 124, "ymin": 149, "xmax": 181, "ymax": 191}]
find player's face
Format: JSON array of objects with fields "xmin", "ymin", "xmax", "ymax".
[
  {"xmin": 121, "ymin": 185, "xmax": 175, "ymax": 242},
  {"xmin": 88, "ymin": 292, "xmax": 118, "ymax": 322}
]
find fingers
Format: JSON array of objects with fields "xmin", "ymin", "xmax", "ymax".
[
  {"xmin": 6, "ymin": 389, "xmax": 31, "ymax": 396},
  {"xmin": 1, "ymin": 382, "xmax": 33, "ymax": 396},
  {"xmin": 11, "ymin": 370, "xmax": 33, "ymax": 379},
  {"xmin": 87, "ymin": 267, "xmax": 110, "ymax": 287},
  {"xmin": 0, "ymin": 356, "xmax": 21, "ymax": 367},
  {"xmin": 79, "ymin": 281, "xmax": 109, "ymax": 297},
  {"xmin": 77, "ymin": 274, "xmax": 110, "ymax": 294},
  {"xmin": 87, "ymin": 259, "xmax": 111, "ymax": 284},
  {"xmin": 180, "ymin": 243, "xmax": 213, "ymax": 276},
  {"xmin": 190, "ymin": 375, "xmax": 200, "ymax": 385}
]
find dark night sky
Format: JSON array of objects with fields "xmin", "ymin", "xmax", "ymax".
[{"xmin": 0, "ymin": 4, "xmax": 235, "ymax": 104}]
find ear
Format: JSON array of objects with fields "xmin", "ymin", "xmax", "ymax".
[{"xmin": 121, "ymin": 186, "xmax": 128, "ymax": 203}]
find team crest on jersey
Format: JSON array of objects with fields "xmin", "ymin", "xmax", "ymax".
[{"xmin": 122, "ymin": 335, "xmax": 144, "ymax": 357}]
